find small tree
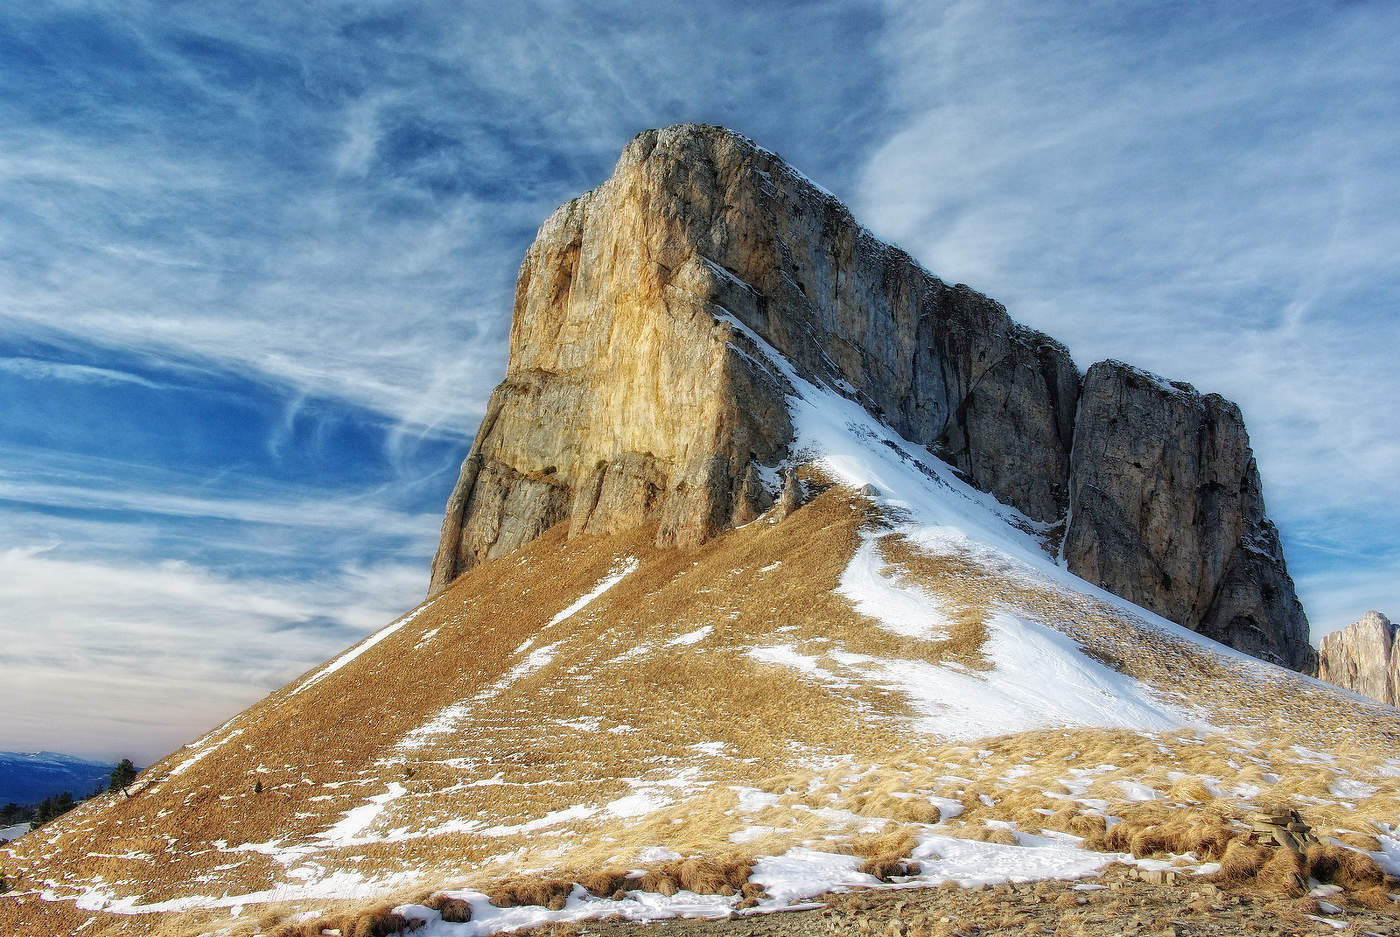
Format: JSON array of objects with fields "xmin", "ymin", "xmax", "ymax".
[
  {"xmin": 31, "ymin": 792, "xmax": 74, "ymax": 829},
  {"xmin": 109, "ymin": 758, "xmax": 138, "ymax": 793}
]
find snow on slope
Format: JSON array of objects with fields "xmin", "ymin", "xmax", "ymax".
[
  {"xmin": 718, "ymin": 309, "xmax": 1313, "ymax": 682},
  {"xmin": 822, "ymin": 608, "xmax": 1183, "ymax": 739},
  {"xmin": 289, "ymin": 603, "xmax": 433, "ymax": 697}
]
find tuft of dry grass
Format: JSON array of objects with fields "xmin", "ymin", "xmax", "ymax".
[
  {"xmin": 857, "ymin": 856, "xmax": 914, "ymax": 882},
  {"xmin": 1040, "ymin": 807, "xmax": 1106, "ymax": 839},
  {"xmin": 1252, "ymin": 847, "xmax": 1309, "ymax": 897},
  {"xmin": 488, "ymin": 879, "xmax": 575, "ymax": 911},
  {"xmin": 1304, "ymin": 843, "xmax": 1389, "ymax": 891},
  {"xmin": 1210, "ymin": 839, "xmax": 1273, "ymax": 887},
  {"xmin": 1090, "ymin": 812, "xmax": 1239, "ymax": 861},
  {"xmin": 422, "ymin": 893, "xmax": 472, "ymax": 923},
  {"xmin": 944, "ymin": 824, "xmax": 1018, "ymax": 846},
  {"xmin": 574, "ymin": 868, "xmax": 631, "ymax": 899},
  {"xmin": 268, "ymin": 902, "xmax": 422, "ymax": 937},
  {"xmin": 1351, "ymin": 885, "xmax": 1400, "ymax": 910},
  {"xmin": 836, "ymin": 828, "xmax": 919, "ymax": 882},
  {"xmin": 637, "ymin": 856, "xmax": 753, "ymax": 897}
]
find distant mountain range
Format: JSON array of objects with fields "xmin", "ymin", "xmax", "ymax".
[{"xmin": 0, "ymin": 752, "xmax": 111, "ymax": 805}]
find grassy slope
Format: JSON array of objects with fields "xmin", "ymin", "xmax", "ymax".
[{"xmin": 1, "ymin": 483, "xmax": 1397, "ymax": 936}]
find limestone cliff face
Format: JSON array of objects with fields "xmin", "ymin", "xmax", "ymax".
[
  {"xmin": 1317, "ymin": 611, "xmax": 1399, "ymax": 706},
  {"xmin": 428, "ymin": 123, "xmax": 1312, "ymax": 672},
  {"xmin": 1062, "ymin": 362, "xmax": 1313, "ymax": 670},
  {"xmin": 429, "ymin": 124, "xmax": 1078, "ymax": 593}
]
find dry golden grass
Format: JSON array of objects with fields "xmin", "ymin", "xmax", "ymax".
[
  {"xmin": 1087, "ymin": 808, "xmax": 1239, "ymax": 861},
  {"xmin": 1304, "ymin": 843, "xmax": 1389, "ymax": 891},
  {"xmin": 422, "ymin": 893, "xmax": 472, "ymax": 922},
  {"xmin": 487, "ymin": 879, "xmax": 575, "ymax": 911},
  {"xmin": 5, "ymin": 481, "xmax": 1399, "ymax": 937},
  {"xmin": 266, "ymin": 901, "xmax": 422, "ymax": 937}
]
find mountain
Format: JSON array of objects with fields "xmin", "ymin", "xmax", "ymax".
[
  {"xmin": 0, "ymin": 752, "xmax": 110, "ymax": 806},
  {"xmin": 429, "ymin": 125, "xmax": 1311, "ymax": 672},
  {"xmin": 1318, "ymin": 611, "xmax": 1399, "ymax": 706},
  {"xmin": 2, "ymin": 126, "xmax": 1395, "ymax": 936}
]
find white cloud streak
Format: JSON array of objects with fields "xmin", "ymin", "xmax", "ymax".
[
  {"xmin": 0, "ymin": 544, "xmax": 425, "ymax": 763},
  {"xmin": 0, "ymin": 357, "xmax": 167, "ymax": 389}
]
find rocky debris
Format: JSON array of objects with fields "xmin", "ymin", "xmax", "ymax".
[
  {"xmin": 538, "ymin": 863, "xmax": 1399, "ymax": 937},
  {"xmin": 1317, "ymin": 611, "xmax": 1399, "ymax": 705},
  {"xmin": 428, "ymin": 124, "xmax": 1312, "ymax": 672},
  {"xmin": 1061, "ymin": 360, "xmax": 1314, "ymax": 671},
  {"xmin": 1249, "ymin": 808, "xmax": 1319, "ymax": 853}
]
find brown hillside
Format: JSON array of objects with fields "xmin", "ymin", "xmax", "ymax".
[{"xmin": 2, "ymin": 481, "xmax": 1396, "ymax": 936}]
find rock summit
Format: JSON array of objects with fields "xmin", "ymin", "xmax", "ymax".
[{"xmin": 429, "ymin": 123, "xmax": 1312, "ymax": 671}]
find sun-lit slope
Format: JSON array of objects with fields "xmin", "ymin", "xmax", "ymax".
[{"xmin": 4, "ymin": 343, "xmax": 1399, "ymax": 936}]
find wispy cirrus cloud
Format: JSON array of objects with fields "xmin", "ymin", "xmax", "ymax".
[
  {"xmin": 0, "ymin": 0, "xmax": 895, "ymax": 758},
  {"xmin": 0, "ymin": 0, "xmax": 892, "ymax": 435},
  {"xmin": 0, "ymin": 356, "xmax": 168, "ymax": 389}
]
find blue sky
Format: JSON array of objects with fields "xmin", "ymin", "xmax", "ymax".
[{"xmin": 1, "ymin": 1, "xmax": 1396, "ymax": 762}]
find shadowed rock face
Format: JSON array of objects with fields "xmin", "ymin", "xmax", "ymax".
[
  {"xmin": 1062, "ymin": 361, "xmax": 1313, "ymax": 671},
  {"xmin": 428, "ymin": 123, "xmax": 1312, "ymax": 671},
  {"xmin": 1318, "ymin": 611, "xmax": 1398, "ymax": 705}
]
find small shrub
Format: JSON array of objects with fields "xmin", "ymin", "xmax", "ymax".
[{"xmin": 424, "ymin": 893, "xmax": 472, "ymax": 923}]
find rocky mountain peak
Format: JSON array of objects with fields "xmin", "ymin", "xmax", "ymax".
[
  {"xmin": 1318, "ymin": 610, "xmax": 1399, "ymax": 705},
  {"xmin": 428, "ymin": 123, "xmax": 1312, "ymax": 671}
]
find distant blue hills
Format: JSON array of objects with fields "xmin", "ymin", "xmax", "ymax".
[{"xmin": 0, "ymin": 752, "xmax": 115, "ymax": 805}]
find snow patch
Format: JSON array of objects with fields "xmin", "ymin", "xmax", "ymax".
[
  {"xmin": 668, "ymin": 626, "xmax": 713, "ymax": 647},
  {"xmin": 1327, "ymin": 778, "xmax": 1377, "ymax": 800},
  {"xmin": 547, "ymin": 557, "xmax": 638, "ymax": 627},
  {"xmin": 168, "ymin": 728, "xmax": 245, "ymax": 778},
  {"xmin": 826, "ymin": 611, "xmax": 1184, "ymax": 740},
  {"xmin": 318, "ymin": 783, "xmax": 406, "ymax": 847},
  {"xmin": 290, "ymin": 605, "xmax": 430, "ymax": 697},
  {"xmin": 838, "ymin": 535, "xmax": 952, "ymax": 638}
]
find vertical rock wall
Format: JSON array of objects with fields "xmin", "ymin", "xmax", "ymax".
[
  {"xmin": 427, "ymin": 124, "xmax": 1314, "ymax": 672},
  {"xmin": 429, "ymin": 123, "xmax": 1080, "ymax": 597},
  {"xmin": 1062, "ymin": 361, "xmax": 1313, "ymax": 670},
  {"xmin": 1317, "ymin": 611, "xmax": 1398, "ymax": 705}
]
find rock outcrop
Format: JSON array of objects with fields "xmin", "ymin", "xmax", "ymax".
[
  {"xmin": 1062, "ymin": 361, "xmax": 1314, "ymax": 671},
  {"xmin": 429, "ymin": 123, "xmax": 1312, "ymax": 671},
  {"xmin": 429, "ymin": 124, "xmax": 1078, "ymax": 591},
  {"xmin": 1317, "ymin": 611, "xmax": 1399, "ymax": 705}
]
